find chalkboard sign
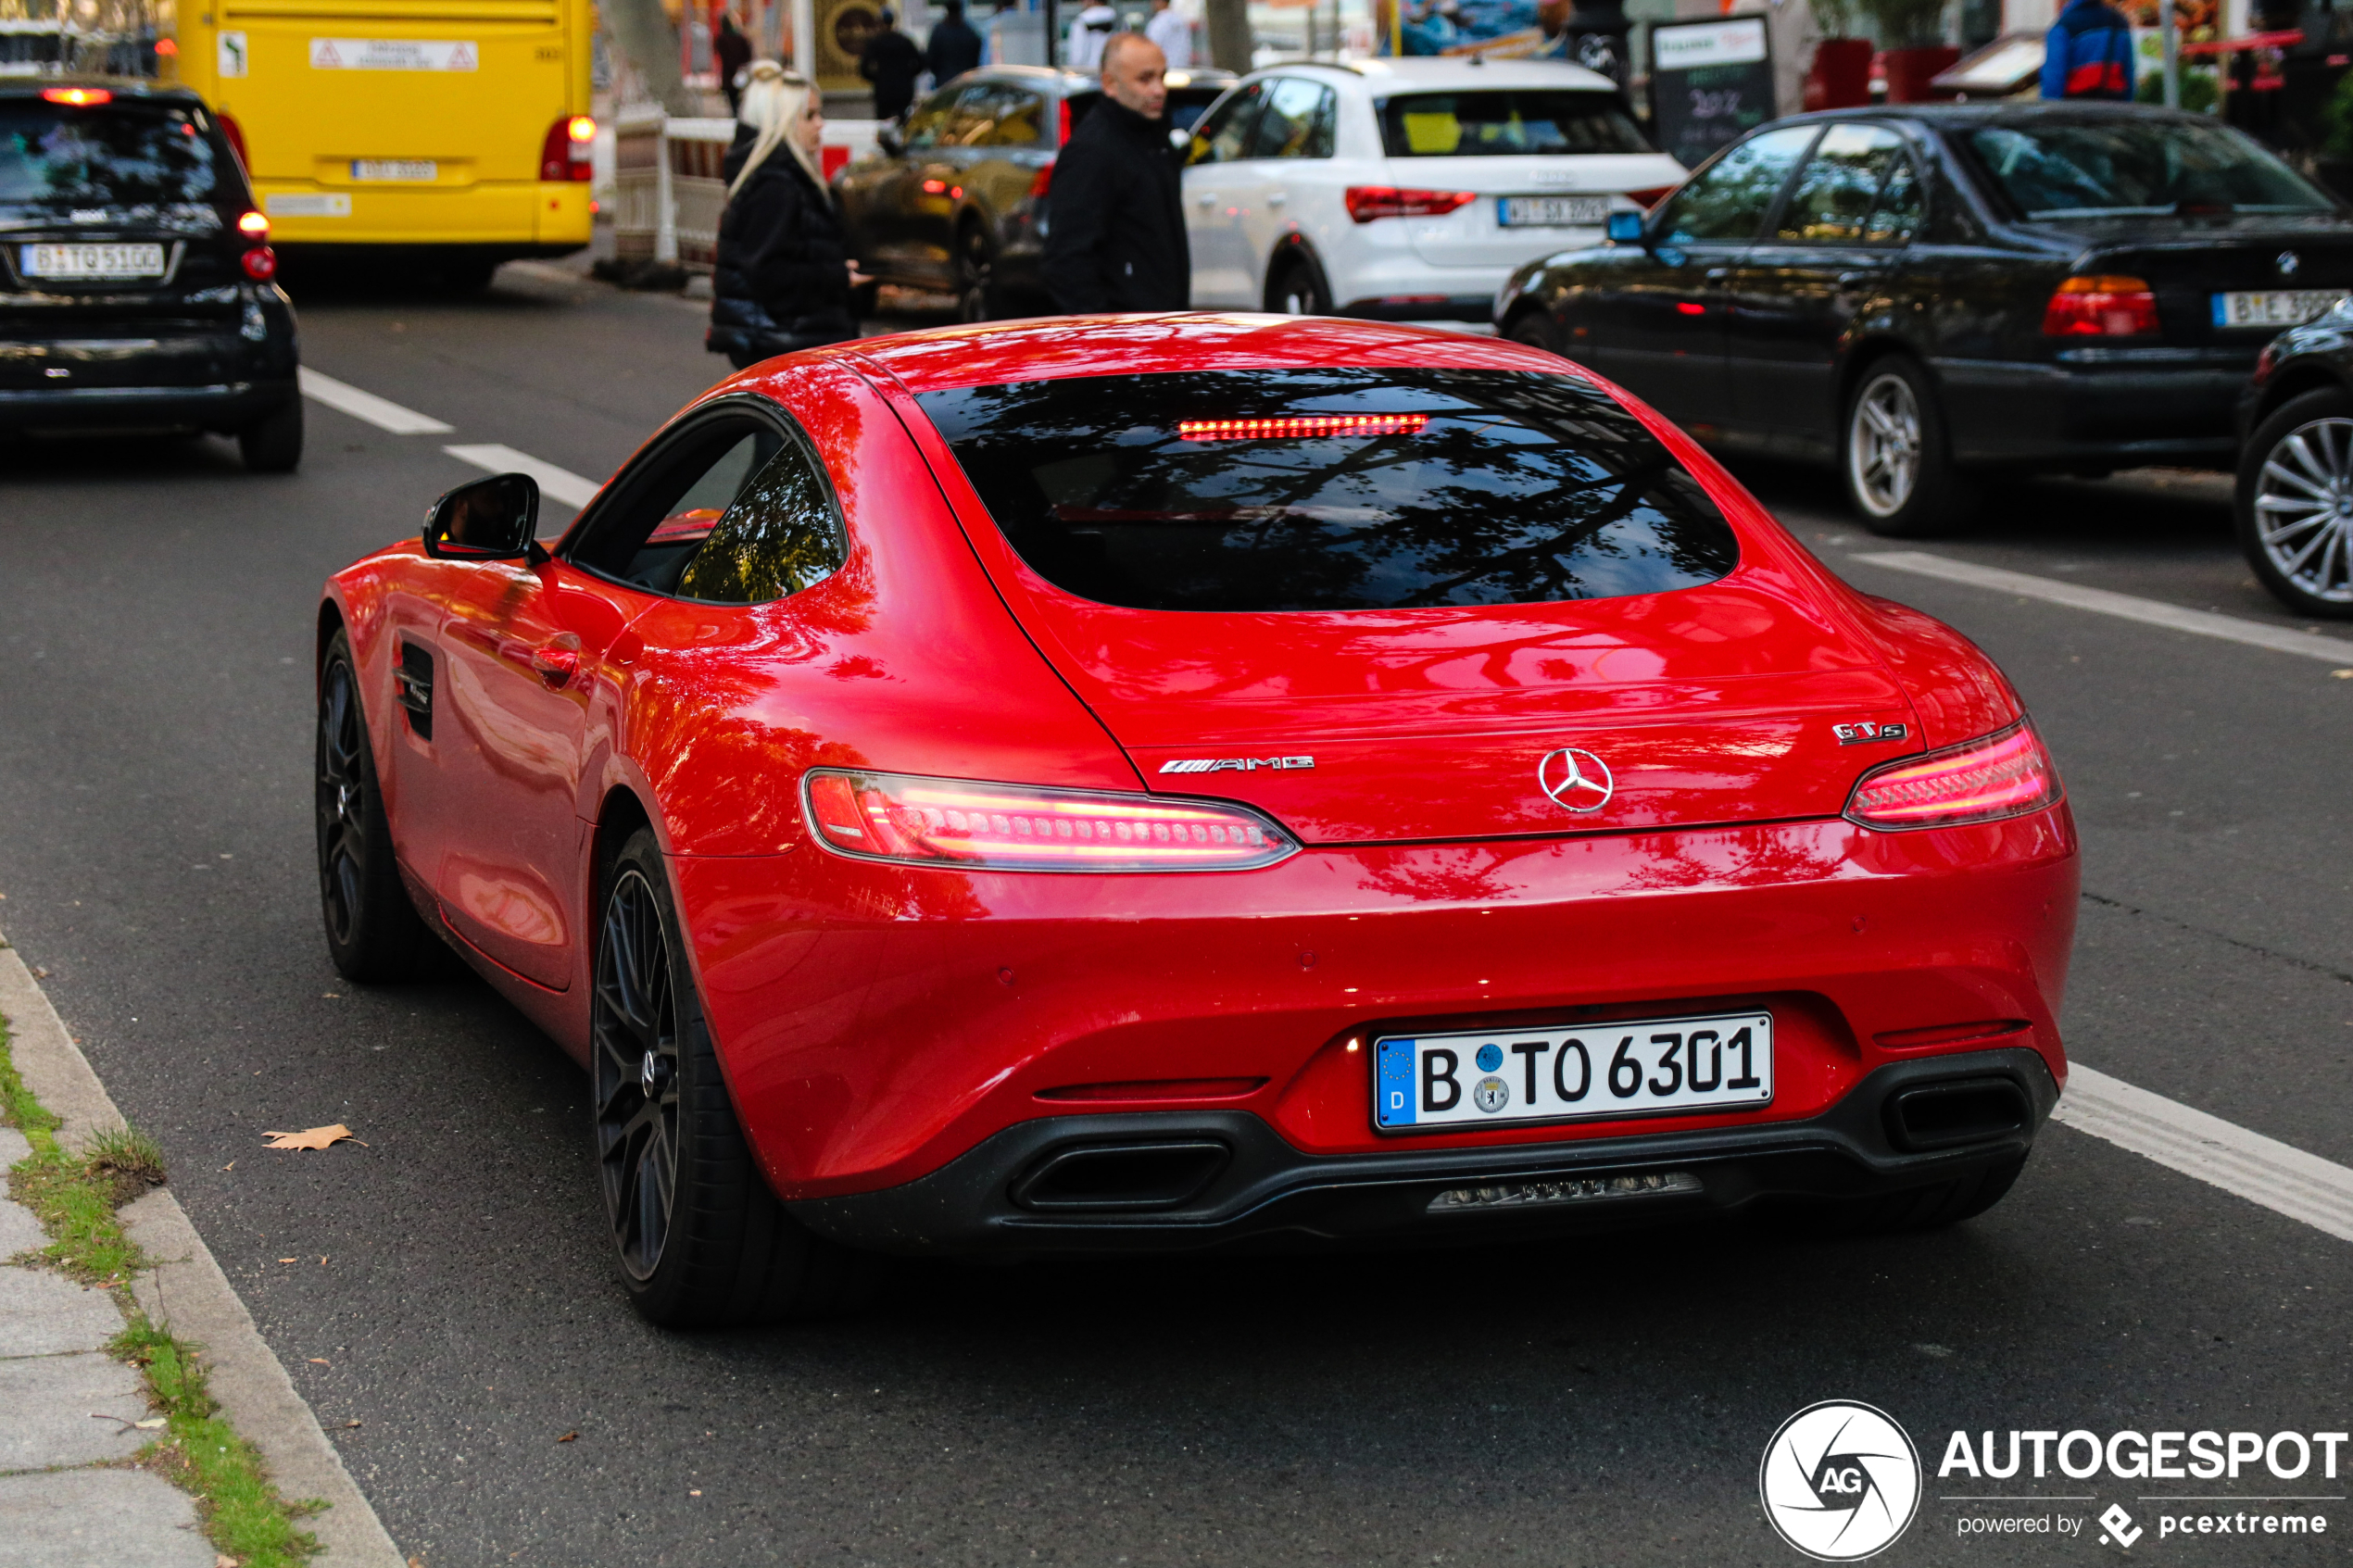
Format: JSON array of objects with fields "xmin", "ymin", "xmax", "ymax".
[{"xmin": 1647, "ymin": 17, "xmax": 1776, "ymax": 170}]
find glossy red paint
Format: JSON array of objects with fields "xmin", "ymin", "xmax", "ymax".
[{"xmin": 321, "ymin": 315, "xmax": 2078, "ymax": 1225}]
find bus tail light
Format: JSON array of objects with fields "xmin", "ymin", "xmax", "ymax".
[
  {"xmin": 540, "ymin": 115, "xmax": 595, "ymax": 182},
  {"xmin": 1843, "ymin": 721, "xmax": 2062, "ymax": 831},
  {"xmin": 218, "ymin": 111, "xmax": 250, "ymax": 170},
  {"xmin": 2042, "ymin": 275, "xmax": 2158, "ymax": 337}
]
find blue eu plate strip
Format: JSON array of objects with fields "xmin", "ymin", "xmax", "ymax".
[
  {"xmin": 2211, "ymin": 295, "xmax": 2229, "ymax": 327},
  {"xmin": 1377, "ymin": 1039, "xmax": 1416, "ymax": 1127}
]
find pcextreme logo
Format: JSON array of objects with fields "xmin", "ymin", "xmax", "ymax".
[{"xmin": 1760, "ymin": 1400, "xmax": 1924, "ymax": 1562}]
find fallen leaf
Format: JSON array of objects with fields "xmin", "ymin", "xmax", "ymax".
[
  {"xmin": 308, "ymin": 1358, "xmax": 330, "ymax": 1366},
  {"xmin": 343, "ymin": 1420, "xmax": 362, "ymax": 1429},
  {"xmin": 221, "ymin": 1161, "xmax": 233, "ymax": 1172},
  {"xmin": 278, "ymin": 1258, "xmax": 297, "ymax": 1264},
  {"xmin": 556, "ymin": 1430, "xmax": 578, "ymax": 1443},
  {"xmin": 219, "ymin": 1555, "xmax": 239, "ymax": 1568},
  {"xmin": 688, "ymin": 1489, "xmax": 702, "ymax": 1497},
  {"xmin": 320, "ymin": 1256, "xmax": 329, "ymax": 1265},
  {"xmin": 262, "ymin": 1123, "xmax": 360, "ymax": 1151},
  {"xmin": 135, "ymin": 1416, "xmax": 167, "ymax": 1429},
  {"xmin": 2334, "ymin": 668, "xmax": 2353, "ymax": 679}
]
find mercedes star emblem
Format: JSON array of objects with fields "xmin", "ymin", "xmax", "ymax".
[{"xmin": 1538, "ymin": 747, "xmax": 1615, "ymax": 813}]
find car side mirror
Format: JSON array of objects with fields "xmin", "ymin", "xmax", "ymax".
[
  {"xmin": 1606, "ymin": 210, "xmax": 1646, "ymax": 245},
  {"xmin": 423, "ymin": 472, "xmax": 542, "ymax": 561},
  {"xmin": 877, "ymin": 124, "xmax": 904, "ymax": 157}
]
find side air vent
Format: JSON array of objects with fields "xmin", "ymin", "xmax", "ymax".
[
  {"xmin": 395, "ymin": 641, "xmax": 434, "ymax": 740},
  {"xmin": 1884, "ymin": 1078, "xmax": 2031, "ymax": 1153},
  {"xmin": 1010, "ymin": 1140, "xmax": 1231, "ymax": 1212}
]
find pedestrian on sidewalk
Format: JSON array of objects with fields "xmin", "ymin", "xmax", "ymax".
[
  {"xmin": 707, "ymin": 61, "xmax": 867, "ymax": 370},
  {"xmin": 1066, "ymin": 0, "xmax": 1119, "ymax": 70},
  {"xmin": 926, "ymin": 0, "xmax": 985, "ymax": 83},
  {"xmin": 861, "ymin": 8, "xmax": 925, "ymax": 119},
  {"xmin": 1040, "ymin": 32, "xmax": 1189, "ymax": 314},
  {"xmin": 715, "ymin": 11, "xmax": 753, "ymax": 114},
  {"xmin": 2041, "ymin": 0, "xmax": 2134, "ymax": 98},
  {"xmin": 1144, "ymin": 0, "xmax": 1191, "ymax": 70}
]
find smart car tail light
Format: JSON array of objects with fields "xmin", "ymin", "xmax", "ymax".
[
  {"xmin": 540, "ymin": 115, "xmax": 596, "ymax": 182},
  {"xmin": 1344, "ymin": 186, "xmax": 1477, "ymax": 223},
  {"xmin": 1843, "ymin": 720, "xmax": 2061, "ymax": 831},
  {"xmin": 237, "ymin": 209, "xmax": 271, "ymax": 239},
  {"xmin": 2042, "ymin": 275, "xmax": 2159, "ymax": 337},
  {"xmin": 240, "ymin": 245, "xmax": 278, "ymax": 280},
  {"xmin": 1177, "ymin": 414, "xmax": 1428, "ymax": 441},
  {"xmin": 802, "ymin": 770, "xmax": 1299, "ymax": 872}
]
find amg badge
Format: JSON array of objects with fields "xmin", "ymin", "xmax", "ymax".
[
  {"xmin": 1832, "ymin": 721, "xmax": 1909, "ymax": 745},
  {"xmin": 1158, "ymin": 756, "xmax": 1315, "ymax": 774}
]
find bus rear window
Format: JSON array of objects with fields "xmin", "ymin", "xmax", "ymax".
[
  {"xmin": 0, "ymin": 101, "xmax": 220, "ymax": 207},
  {"xmin": 914, "ymin": 370, "xmax": 1739, "ymax": 613},
  {"xmin": 1376, "ymin": 91, "xmax": 1652, "ymax": 157}
]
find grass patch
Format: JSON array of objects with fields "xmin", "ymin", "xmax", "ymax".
[{"xmin": 0, "ymin": 1014, "xmax": 321, "ymax": 1565}]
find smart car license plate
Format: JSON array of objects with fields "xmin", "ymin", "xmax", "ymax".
[
  {"xmin": 351, "ymin": 159, "xmax": 436, "ymax": 182},
  {"xmin": 20, "ymin": 243, "xmax": 165, "ymax": 280},
  {"xmin": 1498, "ymin": 194, "xmax": 1609, "ymax": 228},
  {"xmin": 2212, "ymin": 289, "xmax": 2348, "ymax": 329},
  {"xmin": 1374, "ymin": 1010, "xmax": 1772, "ymax": 1132}
]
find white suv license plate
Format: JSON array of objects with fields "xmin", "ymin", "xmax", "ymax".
[
  {"xmin": 1498, "ymin": 194, "xmax": 1610, "ymax": 228},
  {"xmin": 21, "ymin": 243, "xmax": 165, "ymax": 280},
  {"xmin": 2213, "ymin": 289, "xmax": 2348, "ymax": 328},
  {"xmin": 1375, "ymin": 1010, "xmax": 1772, "ymax": 1132}
]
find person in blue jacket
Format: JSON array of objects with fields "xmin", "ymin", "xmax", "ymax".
[{"xmin": 2042, "ymin": 0, "xmax": 2136, "ymax": 98}]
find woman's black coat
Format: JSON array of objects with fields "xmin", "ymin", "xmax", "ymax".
[{"xmin": 708, "ymin": 131, "xmax": 856, "ymax": 359}]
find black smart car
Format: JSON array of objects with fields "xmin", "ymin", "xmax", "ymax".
[
  {"xmin": 1495, "ymin": 103, "xmax": 2353, "ymax": 536},
  {"xmin": 836, "ymin": 65, "xmax": 1233, "ymax": 321},
  {"xmin": 1, "ymin": 77, "xmax": 301, "ymax": 470},
  {"xmin": 2234, "ymin": 305, "xmax": 2353, "ymax": 617}
]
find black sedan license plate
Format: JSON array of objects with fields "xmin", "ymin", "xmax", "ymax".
[
  {"xmin": 1375, "ymin": 1010, "xmax": 1772, "ymax": 1132},
  {"xmin": 1498, "ymin": 194, "xmax": 1610, "ymax": 228},
  {"xmin": 21, "ymin": 243, "xmax": 165, "ymax": 280}
]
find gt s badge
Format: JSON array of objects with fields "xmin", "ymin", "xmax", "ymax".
[
  {"xmin": 1832, "ymin": 721, "xmax": 1909, "ymax": 745},
  {"xmin": 1159, "ymin": 756, "xmax": 1315, "ymax": 774}
]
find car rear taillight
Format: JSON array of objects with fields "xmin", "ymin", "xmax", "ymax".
[
  {"xmin": 1622, "ymin": 184, "xmax": 1674, "ymax": 209},
  {"xmin": 1029, "ymin": 163, "xmax": 1053, "ymax": 200},
  {"xmin": 1058, "ymin": 98, "xmax": 1072, "ymax": 145},
  {"xmin": 240, "ymin": 245, "xmax": 278, "ymax": 280},
  {"xmin": 217, "ymin": 111, "xmax": 249, "ymax": 170},
  {"xmin": 802, "ymin": 770, "xmax": 1299, "ymax": 872},
  {"xmin": 2042, "ymin": 274, "xmax": 2159, "ymax": 337},
  {"xmin": 1843, "ymin": 721, "xmax": 2061, "ymax": 831},
  {"xmin": 43, "ymin": 86, "xmax": 112, "ymax": 106},
  {"xmin": 238, "ymin": 209, "xmax": 271, "ymax": 239},
  {"xmin": 539, "ymin": 115, "xmax": 595, "ymax": 182},
  {"xmin": 1344, "ymin": 186, "xmax": 1477, "ymax": 223}
]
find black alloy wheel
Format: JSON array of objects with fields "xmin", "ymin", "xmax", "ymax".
[
  {"xmin": 954, "ymin": 222, "xmax": 995, "ymax": 323},
  {"xmin": 1267, "ymin": 254, "xmax": 1330, "ymax": 317},
  {"xmin": 1839, "ymin": 354, "xmax": 1976, "ymax": 539},
  {"xmin": 2237, "ymin": 386, "xmax": 2353, "ymax": 618},
  {"xmin": 315, "ymin": 630, "xmax": 432, "ymax": 980},
  {"xmin": 589, "ymin": 827, "xmax": 875, "ymax": 1327}
]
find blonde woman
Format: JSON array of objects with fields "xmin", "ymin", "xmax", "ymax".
[{"xmin": 707, "ymin": 61, "xmax": 865, "ymax": 370}]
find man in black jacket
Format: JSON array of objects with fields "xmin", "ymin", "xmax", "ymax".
[
  {"xmin": 859, "ymin": 9, "xmax": 925, "ymax": 119},
  {"xmin": 1040, "ymin": 33, "xmax": 1189, "ymax": 313},
  {"xmin": 925, "ymin": 0, "xmax": 984, "ymax": 83}
]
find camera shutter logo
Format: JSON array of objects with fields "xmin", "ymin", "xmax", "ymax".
[{"xmin": 1758, "ymin": 1400, "xmax": 1921, "ymax": 1561}]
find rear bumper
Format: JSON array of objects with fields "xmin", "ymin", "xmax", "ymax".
[
  {"xmin": 1933, "ymin": 349, "xmax": 2252, "ymax": 468},
  {"xmin": 790, "ymin": 1047, "xmax": 2058, "ymax": 1256},
  {"xmin": 258, "ymin": 180, "xmax": 594, "ymax": 248},
  {"xmin": 0, "ymin": 377, "xmax": 296, "ymax": 433}
]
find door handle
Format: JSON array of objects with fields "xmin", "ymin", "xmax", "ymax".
[{"xmin": 530, "ymin": 645, "xmax": 580, "ymax": 688}]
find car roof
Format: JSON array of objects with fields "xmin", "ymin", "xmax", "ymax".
[
  {"xmin": 0, "ymin": 75, "xmax": 204, "ymax": 103},
  {"xmin": 1769, "ymin": 100, "xmax": 2223, "ymax": 132},
  {"xmin": 1289, "ymin": 56, "xmax": 1620, "ymax": 94},
  {"xmin": 837, "ymin": 314, "xmax": 1575, "ymax": 396}
]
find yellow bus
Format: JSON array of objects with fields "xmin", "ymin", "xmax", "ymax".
[{"xmin": 170, "ymin": 0, "xmax": 595, "ymax": 282}]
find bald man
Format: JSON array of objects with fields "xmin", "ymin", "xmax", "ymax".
[{"xmin": 1040, "ymin": 32, "xmax": 1189, "ymax": 314}]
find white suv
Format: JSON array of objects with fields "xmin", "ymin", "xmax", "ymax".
[{"xmin": 1181, "ymin": 56, "xmax": 1686, "ymax": 328}]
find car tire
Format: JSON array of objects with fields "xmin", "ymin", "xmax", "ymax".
[
  {"xmin": 1266, "ymin": 252, "xmax": 1330, "ymax": 316},
  {"xmin": 2236, "ymin": 386, "xmax": 2353, "ymax": 619},
  {"xmin": 240, "ymin": 398, "xmax": 304, "ymax": 473},
  {"xmin": 315, "ymin": 630, "xmax": 434, "ymax": 982},
  {"xmin": 592, "ymin": 827, "xmax": 876, "ymax": 1328},
  {"xmin": 1505, "ymin": 310, "xmax": 1568, "ymax": 358},
  {"xmin": 1840, "ymin": 356, "xmax": 1974, "ymax": 538},
  {"xmin": 953, "ymin": 223, "xmax": 995, "ymax": 324}
]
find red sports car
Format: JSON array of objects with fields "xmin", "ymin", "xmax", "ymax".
[{"xmin": 316, "ymin": 316, "xmax": 2077, "ymax": 1327}]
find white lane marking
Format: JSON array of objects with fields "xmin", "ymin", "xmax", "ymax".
[
  {"xmin": 2054, "ymin": 1064, "xmax": 2353, "ymax": 1243},
  {"xmin": 1851, "ymin": 550, "xmax": 2353, "ymax": 666},
  {"xmin": 296, "ymin": 366, "xmax": 453, "ymax": 434},
  {"xmin": 441, "ymin": 443, "xmax": 603, "ymax": 509}
]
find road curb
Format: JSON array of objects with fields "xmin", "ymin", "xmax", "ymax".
[{"xmin": 0, "ymin": 932, "xmax": 406, "ymax": 1568}]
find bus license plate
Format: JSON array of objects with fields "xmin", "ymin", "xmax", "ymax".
[
  {"xmin": 21, "ymin": 243, "xmax": 165, "ymax": 280},
  {"xmin": 352, "ymin": 159, "xmax": 436, "ymax": 182},
  {"xmin": 2212, "ymin": 290, "xmax": 2348, "ymax": 329},
  {"xmin": 1374, "ymin": 1010, "xmax": 1772, "ymax": 1132},
  {"xmin": 1499, "ymin": 194, "xmax": 1610, "ymax": 228}
]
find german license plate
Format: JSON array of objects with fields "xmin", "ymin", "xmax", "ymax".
[
  {"xmin": 351, "ymin": 159, "xmax": 436, "ymax": 182},
  {"xmin": 1498, "ymin": 194, "xmax": 1610, "ymax": 228},
  {"xmin": 2212, "ymin": 289, "xmax": 2348, "ymax": 329},
  {"xmin": 20, "ymin": 243, "xmax": 165, "ymax": 280},
  {"xmin": 1374, "ymin": 1010, "xmax": 1772, "ymax": 1132}
]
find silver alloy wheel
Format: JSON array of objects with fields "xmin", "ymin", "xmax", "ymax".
[
  {"xmin": 2254, "ymin": 416, "xmax": 2353, "ymax": 605},
  {"xmin": 1847, "ymin": 370, "xmax": 1923, "ymax": 519}
]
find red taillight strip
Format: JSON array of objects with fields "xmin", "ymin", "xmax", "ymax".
[
  {"xmin": 801, "ymin": 769, "xmax": 1299, "ymax": 872},
  {"xmin": 1178, "ymin": 414, "xmax": 1428, "ymax": 442},
  {"xmin": 1843, "ymin": 720, "xmax": 2062, "ymax": 831}
]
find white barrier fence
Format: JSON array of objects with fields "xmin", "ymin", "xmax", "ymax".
[{"xmin": 612, "ymin": 109, "xmax": 883, "ymax": 273}]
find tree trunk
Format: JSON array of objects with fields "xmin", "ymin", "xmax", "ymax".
[
  {"xmin": 601, "ymin": 0, "xmax": 702, "ymax": 116},
  {"xmin": 1204, "ymin": 0, "xmax": 1252, "ymax": 73}
]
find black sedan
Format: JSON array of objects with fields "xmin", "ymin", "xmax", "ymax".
[
  {"xmin": 2, "ymin": 77, "xmax": 301, "ymax": 469},
  {"xmin": 2234, "ymin": 303, "xmax": 2353, "ymax": 616},
  {"xmin": 1495, "ymin": 104, "xmax": 2353, "ymax": 536},
  {"xmin": 835, "ymin": 65, "xmax": 1232, "ymax": 321}
]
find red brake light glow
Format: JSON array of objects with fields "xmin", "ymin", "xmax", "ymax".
[
  {"xmin": 1843, "ymin": 721, "xmax": 2061, "ymax": 831},
  {"xmin": 539, "ymin": 116, "xmax": 595, "ymax": 182},
  {"xmin": 802, "ymin": 770, "xmax": 1298, "ymax": 872},
  {"xmin": 1178, "ymin": 414, "xmax": 1428, "ymax": 442},
  {"xmin": 237, "ymin": 209, "xmax": 271, "ymax": 239},
  {"xmin": 1344, "ymin": 186, "xmax": 1477, "ymax": 223},
  {"xmin": 2042, "ymin": 274, "xmax": 2159, "ymax": 337},
  {"xmin": 42, "ymin": 87, "xmax": 112, "ymax": 106},
  {"xmin": 239, "ymin": 245, "xmax": 278, "ymax": 280}
]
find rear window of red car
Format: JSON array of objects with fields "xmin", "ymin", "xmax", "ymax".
[{"xmin": 914, "ymin": 369, "xmax": 1739, "ymax": 613}]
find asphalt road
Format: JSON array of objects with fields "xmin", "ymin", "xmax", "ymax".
[{"xmin": 1, "ymin": 265, "xmax": 2348, "ymax": 1568}]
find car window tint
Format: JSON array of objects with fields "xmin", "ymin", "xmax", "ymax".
[
  {"xmin": 1246, "ymin": 78, "xmax": 1336, "ymax": 159},
  {"xmin": 1374, "ymin": 91, "xmax": 1651, "ymax": 157},
  {"xmin": 915, "ymin": 370, "xmax": 1738, "ymax": 613},
  {"xmin": 900, "ymin": 87, "xmax": 961, "ymax": 149},
  {"xmin": 1166, "ymin": 86, "xmax": 1227, "ymax": 133},
  {"xmin": 1965, "ymin": 119, "xmax": 2332, "ymax": 217},
  {"xmin": 1775, "ymin": 123, "xmax": 1904, "ymax": 243},
  {"xmin": 674, "ymin": 437, "xmax": 846, "ymax": 605},
  {"xmin": 1189, "ymin": 82, "xmax": 1264, "ymax": 165},
  {"xmin": 568, "ymin": 420, "xmax": 776, "ymax": 591},
  {"xmin": 0, "ymin": 101, "xmax": 219, "ymax": 207},
  {"xmin": 1865, "ymin": 157, "xmax": 1922, "ymax": 245},
  {"xmin": 1656, "ymin": 124, "xmax": 1815, "ymax": 244}
]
